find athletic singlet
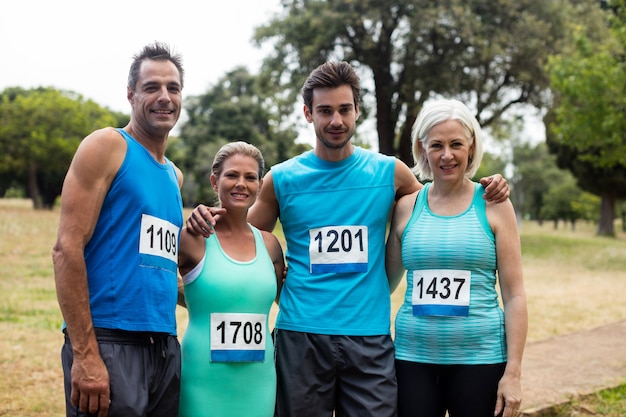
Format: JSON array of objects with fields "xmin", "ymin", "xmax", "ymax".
[
  {"xmin": 272, "ymin": 147, "xmax": 396, "ymax": 335},
  {"xmin": 394, "ymin": 182, "xmax": 507, "ymax": 364},
  {"xmin": 179, "ymin": 225, "xmax": 277, "ymax": 417},
  {"xmin": 82, "ymin": 128, "xmax": 182, "ymax": 335}
]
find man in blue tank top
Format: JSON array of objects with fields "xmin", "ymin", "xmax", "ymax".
[
  {"xmin": 53, "ymin": 42, "xmax": 185, "ymax": 417},
  {"xmin": 188, "ymin": 62, "xmax": 510, "ymax": 416}
]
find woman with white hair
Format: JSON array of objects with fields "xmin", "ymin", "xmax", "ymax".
[{"xmin": 386, "ymin": 99, "xmax": 528, "ymax": 417}]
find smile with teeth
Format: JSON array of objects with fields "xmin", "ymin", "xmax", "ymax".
[{"xmin": 440, "ymin": 164, "xmax": 457, "ymax": 170}]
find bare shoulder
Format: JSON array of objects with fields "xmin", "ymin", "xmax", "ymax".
[
  {"xmin": 485, "ymin": 198, "xmax": 518, "ymax": 232},
  {"xmin": 260, "ymin": 230, "xmax": 281, "ymax": 251},
  {"xmin": 396, "ymin": 189, "xmax": 419, "ymax": 213},
  {"xmin": 72, "ymin": 127, "xmax": 127, "ymax": 173}
]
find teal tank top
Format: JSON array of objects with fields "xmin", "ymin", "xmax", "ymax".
[
  {"xmin": 394, "ymin": 182, "xmax": 507, "ymax": 364},
  {"xmin": 179, "ymin": 225, "xmax": 277, "ymax": 417},
  {"xmin": 272, "ymin": 147, "xmax": 396, "ymax": 335}
]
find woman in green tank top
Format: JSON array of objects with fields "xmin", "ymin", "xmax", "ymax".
[{"xmin": 177, "ymin": 142, "xmax": 285, "ymax": 417}]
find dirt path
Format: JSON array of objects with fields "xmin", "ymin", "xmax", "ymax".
[{"xmin": 520, "ymin": 319, "xmax": 626, "ymax": 415}]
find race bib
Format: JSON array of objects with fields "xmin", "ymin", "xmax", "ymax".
[
  {"xmin": 139, "ymin": 214, "xmax": 179, "ymax": 263},
  {"xmin": 309, "ymin": 226, "xmax": 368, "ymax": 274},
  {"xmin": 210, "ymin": 313, "xmax": 267, "ymax": 362},
  {"xmin": 411, "ymin": 269, "xmax": 471, "ymax": 317}
]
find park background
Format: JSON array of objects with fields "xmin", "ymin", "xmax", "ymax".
[
  {"xmin": 1, "ymin": 200, "xmax": 626, "ymax": 416},
  {"xmin": 1, "ymin": 0, "xmax": 626, "ymax": 415}
]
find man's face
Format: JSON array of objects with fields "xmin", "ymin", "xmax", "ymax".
[
  {"xmin": 304, "ymin": 84, "xmax": 359, "ymax": 150},
  {"xmin": 127, "ymin": 59, "xmax": 182, "ymax": 135}
]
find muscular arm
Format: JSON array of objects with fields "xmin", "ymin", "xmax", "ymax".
[
  {"xmin": 52, "ymin": 127, "xmax": 126, "ymax": 417},
  {"xmin": 394, "ymin": 160, "xmax": 422, "ymax": 200},
  {"xmin": 261, "ymin": 230, "xmax": 286, "ymax": 303}
]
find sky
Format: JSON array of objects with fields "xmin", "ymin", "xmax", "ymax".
[
  {"xmin": 1, "ymin": 0, "xmax": 282, "ymax": 113},
  {"xmin": 1, "ymin": 0, "xmax": 544, "ymax": 150}
]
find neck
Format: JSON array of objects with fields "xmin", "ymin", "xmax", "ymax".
[{"xmin": 314, "ymin": 142, "xmax": 355, "ymax": 162}]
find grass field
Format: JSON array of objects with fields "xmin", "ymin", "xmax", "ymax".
[{"xmin": 1, "ymin": 198, "xmax": 625, "ymax": 416}]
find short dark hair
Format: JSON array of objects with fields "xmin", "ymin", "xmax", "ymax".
[
  {"xmin": 301, "ymin": 61, "xmax": 360, "ymax": 111},
  {"xmin": 127, "ymin": 42, "xmax": 184, "ymax": 91}
]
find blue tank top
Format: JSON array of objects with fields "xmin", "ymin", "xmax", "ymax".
[
  {"xmin": 272, "ymin": 147, "xmax": 396, "ymax": 335},
  {"xmin": 83, "ymin": 128, "xmax": 183, "ymax": 335},
  {"xmin": 394, "ymin": 182, "xmax": 507, "ymax": 364}
]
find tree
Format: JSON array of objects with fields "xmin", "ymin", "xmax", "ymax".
[
  {"xmin": 253, "ymin": 0, "xmax": 570, "ymax": 164},
  {"xmin": 509, "ymin": 142, "xmax": 570, "ymax": 223},
  {"xmin": 540, "ymin": 176, "xmax": 600, "ymax": 230},
  {"xmin": 178, "ymin": 67, "xmax": 307, "ymax": 206},
  {"xmin": 545, "ymin": 1, "xmax": 626, "ymax": 236},
  {"xmin": 0, "ymin": 87, "xmax": 125, "ymax": 209}
]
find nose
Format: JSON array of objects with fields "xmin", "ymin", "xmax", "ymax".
[
  {"xmin": 157, "ymin": 86, "xmax": 171, "ymax": 103},
  {"xmin": 330, "ymin": 110, "xmax": 342, "ymax": 126},
  {"xmin": 234, "ymin": 175, "xmax": 246, "ymax": 187}
]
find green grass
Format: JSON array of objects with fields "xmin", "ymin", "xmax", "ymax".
[
  {"xmin": 1, "ymin": 198, "xmax": 625, "ymax": 416},
  {"xmin": 529, "ymin": 383, "xmax": 626, "ymax": 417}
]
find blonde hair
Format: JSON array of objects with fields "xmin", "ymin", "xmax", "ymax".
[{"xmin": 211, "ymin": 141, "xmax": 265, "ymax": 179}]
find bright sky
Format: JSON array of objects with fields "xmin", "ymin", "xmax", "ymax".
[
  {"xmin": 1, "ymin": 0, "xmax": 281, "ymax": 113},
  {"xmin": 1, "ymin": 1, "xmax": 543, "ymax": 150}
]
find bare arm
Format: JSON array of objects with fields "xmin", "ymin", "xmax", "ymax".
[
  {"xmin": 385, "ymin": 192, "xmax": 417, "ymax": 293},
  {"xmin": 51, "ymin": 127, "xmax": 126, "ymax": 417},
  {"xmin": 248, "ymin": 171, "xmax": 280, "ymax": 232},
  {"xmin": 261, "ymin": 230, "xmax": 286, "ymax": 303},
  {"xmin": 487, "ymin": 199, "xmax": 528, "ymax": 417},
  {"xmin": 177, "ymin": 227, "xmax": 207, "ymax": 308}
]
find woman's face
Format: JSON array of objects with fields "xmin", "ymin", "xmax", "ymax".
[
  {"xmin": 421, "ymin": 119, "xmax": 473, "ymax": 182},
  {"xmin": 211, "ymin": 154, "xmax": 261, "ymax": 210}
]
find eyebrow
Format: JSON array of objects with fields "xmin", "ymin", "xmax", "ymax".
[{"xmin": 315, "ymin": 103, "xmax": 354, "ymax": 111}]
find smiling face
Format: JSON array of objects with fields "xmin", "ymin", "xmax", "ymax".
[
  {"xmin": 420, "ymin": 119, "xmax": 474, "ymax": 183},
  {"xmin": 210, "ymin": 154, "xmax": 261, "ymax": 210},
  {"xmin": 127, "ymin": 58, "xmax": 182, "ymax": 136}
]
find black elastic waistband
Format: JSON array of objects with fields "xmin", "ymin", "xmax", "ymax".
[{"xmin": 64, "ymin": 328, "xmax": 171, "ymax": 345}]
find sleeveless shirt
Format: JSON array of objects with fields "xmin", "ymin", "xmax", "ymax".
[
  {"xmin": 272, "ymin": 147, "xmax": 396, "ymax": 335},
  {"xmin": 83, "ymin": 128, "xmax": 182, "ymax": 335},
  {"xmin": 394, "ymin": 182, "xmax": 507, "ymax": 364},
  {"xmin": 179, "ymin": 225, "xmax": 277, "ymax": 417}
]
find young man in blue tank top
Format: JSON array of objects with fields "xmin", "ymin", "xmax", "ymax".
[
  {"xmin": 53, "ymin": 42, "xmax": 185, "ymax": 417},
  {"xmin": 188, "ymin": 62, "xmax": 510, "ymax": 416}
]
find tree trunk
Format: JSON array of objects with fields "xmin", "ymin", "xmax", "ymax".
[
  {"xmin": 397, "ymin": 114, "xmax": 417, "ymax": 168},
  {"xmin": 27, "ymin": 163, "xmax": 43, "ymax": 210},
  {"xmin": 596, "ymin": 192, "xmax": 616, "ymax": 237}
]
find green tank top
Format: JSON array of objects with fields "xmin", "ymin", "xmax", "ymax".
[{"xmin": 179, "ymin": 225, "xmax": 277, "ymax": 416}]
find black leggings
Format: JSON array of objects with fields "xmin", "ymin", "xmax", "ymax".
[{"xmin": 396, "ymin": 360, "xmax": 506, "ymax": 417}]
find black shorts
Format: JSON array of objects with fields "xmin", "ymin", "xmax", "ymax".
[
  {"xmin": 274, "ymin": 329, "xmax": 397, "ymax": 417},
  {"xmin": 61, "ymin": 328, "xmax": 181, "ymax": 417}
]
